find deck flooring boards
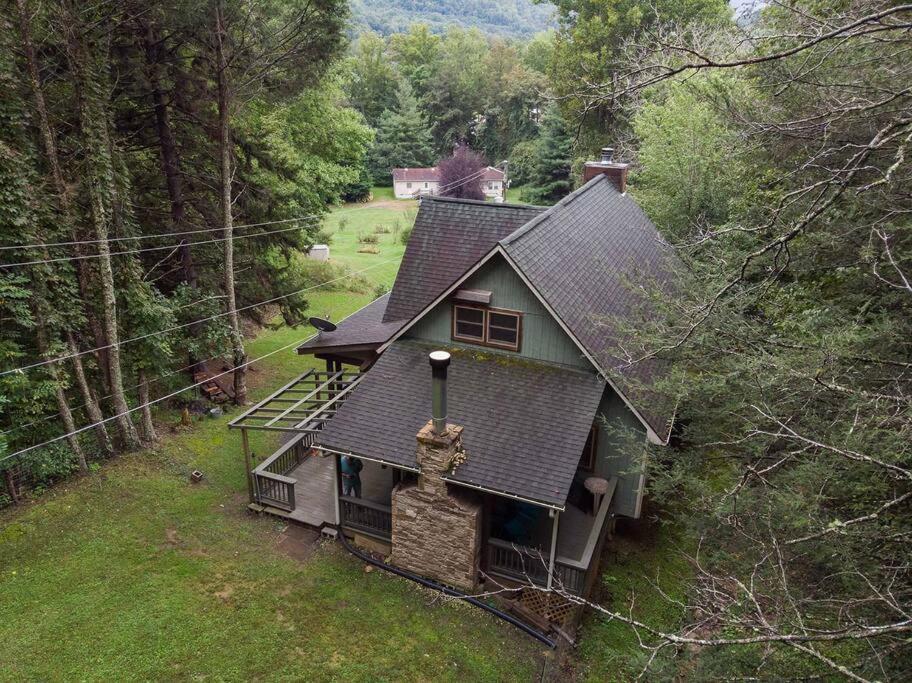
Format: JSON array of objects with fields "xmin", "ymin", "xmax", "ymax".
[{"xmin": 284, "ymin": 456, "xmax": 395, "ymax": 527}]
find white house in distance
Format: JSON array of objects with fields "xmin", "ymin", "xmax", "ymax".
[{"xmin": 392, "ymin": 166, "xmax": 506, "ymax": 200}]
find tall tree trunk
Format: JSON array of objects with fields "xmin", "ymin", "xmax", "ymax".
[
  {"xmin": 215, "ymin": 5, "xmax": 247, "ymax": 406},
  {"xmin": 139, "ymin": 18, "xmax": 196, "ymax": 288},
  {"xmin": 62, "ymin": 3, "xmax": 141, "ymax": 450},
  {"xmin": 136, "ymin": 370, "xmax": 157, "ymax": 443},
  {"xmin": 35, "ymin": 322, "xmax": 88, "ymax": 473},
  {"xmin": 66, "ymin": 332, "xmax": 113, "ymax": 456},
  {"xmin": 16, "ymin": 0, "xmax": 112, "ymax": 394}
]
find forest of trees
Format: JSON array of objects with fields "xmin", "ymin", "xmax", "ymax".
[
  {"xmin": 0, "ymin": 0, "xmax": 371, "ymax": 488},
  {"xmin": 2, "ymin": 0, "xmax": 911, "ymax": 679}
]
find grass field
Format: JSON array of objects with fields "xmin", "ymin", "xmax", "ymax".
[{"xmin": 317, "ymin": 195, "xmax": 416, "ymax": 290}]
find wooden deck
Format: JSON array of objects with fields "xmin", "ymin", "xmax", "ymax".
[{"xmin": 273, "ymin": 455, "xmax": 394, "ymax": 527}]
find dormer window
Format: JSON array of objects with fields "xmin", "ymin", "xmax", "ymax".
[{"xmin": 452, "ymin": 304, "xmax": 522, "ymax": 352}]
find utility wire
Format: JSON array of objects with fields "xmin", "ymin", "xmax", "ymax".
[
  {"xmin": 0, "ymin": 258, "xmax": 398, "ymax": 378},
  {"xmin": 0, "ymin": 215, "xmax": 322, "ymax": 252},
  {"xmin": 0, "ymin": 333, "xmax": 314, "ymax": 465},
  {"xmin": 0, "ymin": 221, "xmax": 317, "ymax": 268},
  {"xmin": 0, "ymin": 164, "xmax": 503, "ymax": 258},
  {"xmin": 0, "ymin": 352, "xmax": 218, "ymax": 437}
]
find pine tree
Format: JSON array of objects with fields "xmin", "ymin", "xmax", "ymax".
[
  {"xmin": 368, "ymin": 81, "xmax": 435, "ymax": 184},
  {"xmin": 525, "ymin": 104, "xmax": 573, "ymax": 203}
]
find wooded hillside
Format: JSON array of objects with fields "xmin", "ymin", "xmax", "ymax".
[{"xmin": 350, "ymin": 0, "xmax": 555, "ymax": 38}]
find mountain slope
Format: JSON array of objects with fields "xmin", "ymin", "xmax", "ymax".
[{"xmin": 350, "ymin": 0, "xmax": 556, "ymax": 38}]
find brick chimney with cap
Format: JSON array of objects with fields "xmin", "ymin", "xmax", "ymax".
[{"xmin": 583, "ymin": 146, "xmax": 628, "ymax": 193}]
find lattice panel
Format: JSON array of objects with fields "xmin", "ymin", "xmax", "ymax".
[{"xmin": 518, "ymin": 588, "xmax": 580, "ymax": 628}]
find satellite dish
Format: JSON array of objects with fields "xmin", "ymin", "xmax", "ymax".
[{"xmin": 308, "ymin": 316, "xmax": 337, "ymax": 332}]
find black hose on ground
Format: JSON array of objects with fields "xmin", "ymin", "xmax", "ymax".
[{"xmin": 336, "ymin": 528, "xmax": 557, "ymax": 649}]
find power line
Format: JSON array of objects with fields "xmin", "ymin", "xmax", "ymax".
[
  {"xmin": 0, "ymin": 215, "xmax": 323, "ymax": 252},
  {"xmin": 0, "ymin": 258, "xmax": 398, "ymax": 378},
  {"xmin": 0, "ymin": 221, "xmax": 318, "ymax": 268},
  {"xmin": 0, "ymin": 333, "xmax": 314, "ymax": 465},
  {"xmin": 0, "ymin": 352, "xmax": 217, "ymax": 437}
]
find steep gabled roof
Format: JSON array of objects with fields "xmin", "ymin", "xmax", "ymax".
[
  {"xmin": 315, "ymin": 340, "xmax": 605, "ymax": 508},
  {"xmin": 499, "ymin": 175, "xmax": 677, "ymax": 440},
  {"xmin": 382, "ymin": 196, "xmax": 545, "ymax": 322}
]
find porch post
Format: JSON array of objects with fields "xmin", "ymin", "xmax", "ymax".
[
  {"xmin": 546, "ymin": 509, "xmax": 560, "ymax": 590},
  {"xmin": 241, "ymin": 428, "xmax": 254, "ymax": 503},
  {"xmin": 332, "ymin": 453, "xmax": 341, "ymax": 525}
]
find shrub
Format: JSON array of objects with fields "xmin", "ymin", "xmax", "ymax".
[
  {"xmin": 358, "ymin": 232, "xmax": 379, "ymax": 245},
  {"xmin": 313, "ymin": 229, "xmax": 333, "ymax": 245},
  {"xmin": 373, "ymin": 224, "xmax": 391, "ymax": 235},
  {"xmin": 357, "ymin": 246, "xmax": 380, "ymax": 254},
  {"xmin": 399, "ymin": 225, "xmax": 413, "ymax": 245},
  {"xmin": 337, "ymin": 217, "xmax": 348, "ymax": 232}
]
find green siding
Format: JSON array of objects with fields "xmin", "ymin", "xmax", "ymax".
[
  {"xmin": 405, "ymin": 252, "xmax": 646, "ymax": 518},
  {"xmin": 405, "ymin": 254, "xmax": 590, "ymax": 369},
  {"xmin": 588, "ymin": 388, "xmax": 647, "ymax": 518}
]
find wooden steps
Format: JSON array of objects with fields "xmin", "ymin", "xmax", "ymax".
[{"xmin": 194, "ymin": 371, "xmax": 230, "ymax": 403}]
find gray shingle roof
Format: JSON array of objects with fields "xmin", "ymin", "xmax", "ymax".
[
  {"xmin": 382, "ymin": 197, "xmax": 545, "ymax": 322},
  {"xmin": 315, "ymin": 340, "xmax": 605, "ymax": 508},
  {"xmin": 500, "ymin": 175, "xmax": 677, "ymax": 439},
  {"xmin": 296, "ymin": 294, "xmax": 405, "ymax": 353}
]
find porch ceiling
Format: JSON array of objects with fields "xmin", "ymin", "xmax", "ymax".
[{"xmin": 228, "ymin": 369, "xmax": 362, "ymax": 433}]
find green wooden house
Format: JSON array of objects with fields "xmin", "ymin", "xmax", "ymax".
[{"xmin": 230, "ymin": 152, "xmax": 677, "ymax": 615}]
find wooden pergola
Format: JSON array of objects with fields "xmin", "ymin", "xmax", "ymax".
[{"xmin": 228, "ymin": 368, "xmax": 363, "ymax": 501}]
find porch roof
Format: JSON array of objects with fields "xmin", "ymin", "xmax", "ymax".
[
  {"xmin": 315, "ymin": 340, "xmax": 606, "ymax": 508},
  {"xmin": 296, "ymin": 293, "xmax": 406, "ymax": 357}
]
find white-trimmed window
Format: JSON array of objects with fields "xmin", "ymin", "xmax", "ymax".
[
  {"xmin": 452, "ymin": 305, "xmax": 522, "ymax": 352},
  {"xmin": 406, "ymin": 182, "xmax": 412, "ymax": 189}
]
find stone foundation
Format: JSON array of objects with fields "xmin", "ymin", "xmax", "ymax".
[{"xmin": 390, "ymin": 421, "xmax": 482, "ymax": 591}]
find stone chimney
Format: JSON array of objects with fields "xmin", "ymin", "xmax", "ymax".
[
  {"xmin": 583, "ymin": 146, "xmax": 628, "ymax": 193},
  {"xmin": 389, "ymin": 351, "xmax": 482, "ymax": 591}
]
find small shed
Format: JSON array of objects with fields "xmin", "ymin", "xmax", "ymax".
[{"xmin": 308, "ymin": 244, "xmax": 330, "ymax": 261}]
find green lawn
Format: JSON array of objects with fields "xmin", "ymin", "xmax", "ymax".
[{"xmin": 319, "ymin": 195, "xmax": 417, "ymax": 290}]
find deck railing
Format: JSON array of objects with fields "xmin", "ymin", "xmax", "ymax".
[
  {"xmin": 486, "ymin": 478, "xmax": 616, "ymax": 597},
  {"xmin": 251, "ymin": 432, "xmax": 316, "ymax": 511},
  {"xmin": 340, "ymin": 495, "xmax": 392, "ymax": 540}
]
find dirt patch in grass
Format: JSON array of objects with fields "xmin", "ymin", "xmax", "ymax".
[{"xmin": 274, "ymin": 522, "xmax": 320, "ymax": 562}]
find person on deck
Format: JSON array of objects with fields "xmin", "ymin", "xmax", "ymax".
[{"xmin": 340, "ymin": 455, "xmax": 363, "ymax": 498}]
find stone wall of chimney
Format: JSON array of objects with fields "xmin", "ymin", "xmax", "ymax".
[{"xmin": 390, "ymin": 421, "xmax": 482, "ymax": 591}]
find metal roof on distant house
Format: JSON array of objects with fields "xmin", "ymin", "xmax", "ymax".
[
  {"xmin": 392, "ymin": 166, "xmax": 505, "ymax": 183},
  {"xmin": 315, "ymin": 340, "xmax": 605, "ymax": 508},
  {"xmin": 383, "ymin": 196, "xmax": 545, "ymax": 322}
]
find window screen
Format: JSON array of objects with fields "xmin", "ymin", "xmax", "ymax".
[
  {"xmin": 487, "ymin": 311, "xmax": 520, "ymax": 349},
  {"xmin": 453, "ymin": 306, "xmax": 485, "ymax": 341}
]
